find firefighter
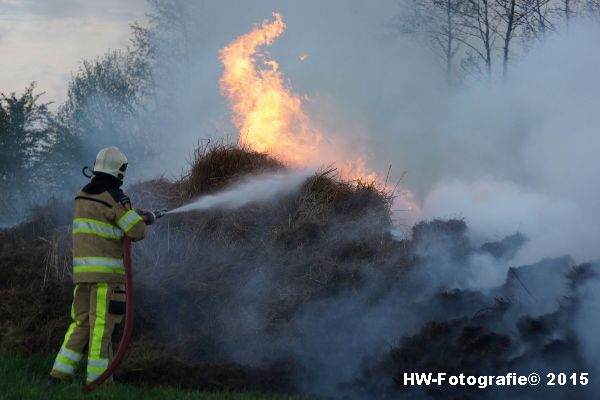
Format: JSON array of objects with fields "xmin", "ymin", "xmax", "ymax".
[{"xmin": 48, "ymin": 146, "xmax": 155, "ymax": 385}]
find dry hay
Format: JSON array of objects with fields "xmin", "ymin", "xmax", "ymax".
[
  {"xmin": 178, "ymin": 141, "xmax": 284, "ymax": 201},
  {"xmin": 0, "ymin": 199, "xmax": 72, "ymax": 353}
]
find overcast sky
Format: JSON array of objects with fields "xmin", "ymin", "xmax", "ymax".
[{"xmin": 0, "ymin": 0, "xmax": 148, "ymax": 105}]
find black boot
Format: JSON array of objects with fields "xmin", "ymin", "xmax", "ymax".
[{"xmin": 46, "ymin": 376, "xmax": 65, "ymax": 386}]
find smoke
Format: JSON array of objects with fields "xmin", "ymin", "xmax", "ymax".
[
  {"xmin": 415, "ymin": 23, "xmax": 600, "ymax": 265},
  {"xmin": 421, "ymin": 179, "xmax": 585, "ymax": 265},
  {"xmin": 167, "ymin": 169, "xmax": 313, "ymax": 214},
  {"xmin": 574, "ymin": 273, "xmax": 600, "ymax": 393},
  {"xmin": 136, "ymin": 2, "xmax": 600, "ymax": 265},
  {"xmin": 127, "ymin": 4, "xmax": 600, "ymax": 398}
]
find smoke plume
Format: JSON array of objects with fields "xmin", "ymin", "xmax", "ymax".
[{"xmin": 128, "ymin": 4, "xmax": 600, "ymax": 398}]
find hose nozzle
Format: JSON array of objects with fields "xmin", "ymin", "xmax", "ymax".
[{"xmin": 153, "ymin": 208, "xmax": 168, "ymax": 219}]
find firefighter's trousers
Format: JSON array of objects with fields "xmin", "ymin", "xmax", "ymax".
[{"xmin": 50, "ymin": 283, "xmax": 126, "ymax": 382}]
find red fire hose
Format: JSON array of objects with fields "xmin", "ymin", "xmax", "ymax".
[{"xmin": 82, "ymin": 237, "xmax": 134, "ymax": 393}]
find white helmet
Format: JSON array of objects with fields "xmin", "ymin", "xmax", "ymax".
[{"xmin": 93, "ymin": 146, "xmax": 128, "ymax": 181}]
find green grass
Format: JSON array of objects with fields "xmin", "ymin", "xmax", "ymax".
[{"xmin": 0, "ymin": 348, "xmax": 303, "ymax": 400}]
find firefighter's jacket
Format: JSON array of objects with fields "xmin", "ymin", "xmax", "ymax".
[{"xmin": 72, "ymin": 189, "xmax": 146, "ymax": 284}]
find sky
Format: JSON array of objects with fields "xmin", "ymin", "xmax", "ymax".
[{"xmin": 0, "ymin": 0, "xmax": 148, "ymax": 106}]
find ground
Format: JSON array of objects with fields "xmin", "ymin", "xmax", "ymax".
[{"xmin": 0, "ymin": 348, "xmax": 304, "ymax": 400}]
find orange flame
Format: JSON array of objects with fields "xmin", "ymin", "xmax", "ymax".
[
  {"xmin": 219, "ymin": 13, "xmax": 420, "ymax": 224},
  {"xmin": 219, "ymin": 13, "xmax": 322, "ymax": 166}
]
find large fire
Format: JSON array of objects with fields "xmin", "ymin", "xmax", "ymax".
[
  {"xmin": 219, "ymin": 12, "xmax": 420, "ymax": 221},
  {"xmin": 219, "ymin": 13, "xmax": 321, "ymax": 166}
]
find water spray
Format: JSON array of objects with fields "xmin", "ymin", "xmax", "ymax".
[{"xmin": 166, "ymin": 169, "xmax": 313, "ymax": 215}]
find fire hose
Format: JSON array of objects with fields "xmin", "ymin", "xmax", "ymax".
[{"xmin": 82, "ymin": 208, "xmax": 167, "ymax": 393}]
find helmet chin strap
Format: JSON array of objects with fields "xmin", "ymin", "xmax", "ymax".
[
  {"xmin": 117, "ymin": 162, "xmax": 128, "ymax": 181},
  {"xmin": 82, "ymin": 166, "xmax": 94, "ymax": 178}
]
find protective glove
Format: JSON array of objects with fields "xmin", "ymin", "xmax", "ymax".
[{"xmin": 136, "ymin": 209, "xmax": 156, "ymax": 226}]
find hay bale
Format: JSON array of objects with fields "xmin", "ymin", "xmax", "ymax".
[{"xmin": 179, "ymin": 142, "xmax": 284, "ymax": 200}]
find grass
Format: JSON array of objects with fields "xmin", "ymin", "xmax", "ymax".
[{"xmin": 0, "ymin": 348, "xmax": 304, "ymax": 400}]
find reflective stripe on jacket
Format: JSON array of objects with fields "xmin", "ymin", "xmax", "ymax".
[{"xmin": 72, "ymin": 190, "xmax": 145, "ymax": 284}]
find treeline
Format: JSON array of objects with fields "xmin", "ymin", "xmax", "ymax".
[
  {"xmin": 0, "ymin": 0, "xmax": 202, "ymax": 226},
  {"xmin": 0, "ymin": 24, "xmax": 155, "ymax": 225},
  {"xmin": 398, "ymin": 0, "xmax": 600, "ymax": 83}
]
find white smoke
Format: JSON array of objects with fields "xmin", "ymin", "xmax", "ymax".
[
  {"xmin": 421, "ymin": 179, "xmax": 584, "ymax": 265},
  {"xmin": 131, "ymin": 4, "xmax": 600, "ymax": 398},
  {"xmin": 167, "ymin": 169, "xmax": 313, "ymax": 214},
  {"xmin": 418, "ymin": 22, "xmax": 600, "ymax": 266},
  {"xmin": 574, "ymin": 275, "xmax": 600, "ymax": 393},
  {"xmin": 139, "ymin": 3, "xmax": 600, "ymax": 270}
]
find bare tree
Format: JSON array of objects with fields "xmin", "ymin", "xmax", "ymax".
[
  {"xmin": 456, "ymin": 0, "xmax": 499, "ymax": 81},
  {"xmin": 397, "ymin": 0, "xmax": 594, "ymax": 84},
  {"xmin": 585, "ymin": 0, "xmax": 600, "ymax": 16},
  {"xmin": 493, "ymin": 0, "xmax": 533, "ymax": 80},
  {"xmin": 522, "ymin": 0, "xmax": 556, "ymax": 39},
  {"xmin": 148, "ymin": 0, "xmax": 192, "ymax": 75},
  {"xmin": 397, "ymin": 0, "xmax": 465, "ymax": 85},
  {"xmin": 563, "ymin": 0, "xmax": 574, "ymax": 26}
]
